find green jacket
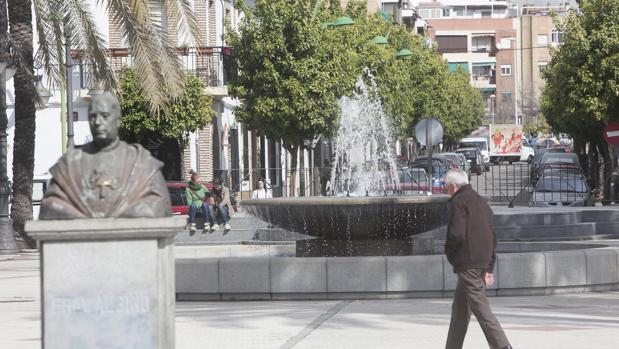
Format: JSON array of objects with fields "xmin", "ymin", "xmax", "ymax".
[{"xmin": 185, "ymin": 181, "xmax": 209, "ymax": 207}]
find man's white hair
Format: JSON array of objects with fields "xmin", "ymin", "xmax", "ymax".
[{"xmin": 445, "ymin": 168, "xmax": 469, "ymax": 187}]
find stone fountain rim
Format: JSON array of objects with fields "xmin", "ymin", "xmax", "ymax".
[{"xmin": 242, "ymin": 195, "xmax": 451, "ymax": 206}]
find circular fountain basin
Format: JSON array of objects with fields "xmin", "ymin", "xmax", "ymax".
[{"xmin": 242, "ymin": 195, "xmax": 450, "ymax": 241}]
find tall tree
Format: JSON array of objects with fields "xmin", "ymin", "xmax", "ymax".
[
  {"xmin": 318, "ymin": 7, "xmax": 483, "ymax": 142},
  {"xmin": 227, "ymin": 0, "xmax": 345, "ymax": 196},
  {"xmin": 118, "ymin": 67, "xmax": 216, "ymax": 179},
  {"xmin": 229, "ymin": 1, "xmax": 484, "ymax": 197},
  {"xmin": 7, "ymin": 0, "xmax": 37, "ymax": 247},
  {"xmin": 541, "ymin": 0, "xmax": 619, "ymax": 196}
]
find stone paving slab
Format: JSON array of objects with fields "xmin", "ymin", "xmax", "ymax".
[{"xmin": 2, "ymin": 256, "xmax": 619, "ymax": 349}]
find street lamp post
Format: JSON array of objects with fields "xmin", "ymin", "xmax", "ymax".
[
  {"xmin": 64, "ymin": 16, "xmax": 74, "ymax": 149},
  {"xmin": 490, "ymin": 94, "xmax": 496, "ymax": 124}
]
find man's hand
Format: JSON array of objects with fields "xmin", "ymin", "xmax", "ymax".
[{"xmin": 484, "ymin": 272, "xmax": 494, "ymax": 288}]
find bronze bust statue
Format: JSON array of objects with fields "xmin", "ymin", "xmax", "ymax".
[{"xmin": 40, "ymin": 92, "xmax": 172, "ymax": 219}]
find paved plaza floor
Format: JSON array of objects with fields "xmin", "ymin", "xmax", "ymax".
[{"xmin": 2, "ymin": 254, "xmax": 618, "ymax": 349}]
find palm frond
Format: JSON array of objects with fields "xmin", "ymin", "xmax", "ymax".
[
  {"xmin": 106, "ymin": 0, "xmax": 169, "ymax": 114},
  {"xmin": 32, "ymin": 0, "xmax": 62, "ymax": 84},
  {"xmin": 163, "ymin": 0, "xmax": 204, "ymax": 47},
  {"xmin": 64, "ymin": 0, "xmax": 117, "ymax": 90},
  {"xmin": 153, "ymin": 22, "xmax": 184, "ymax": 97}
]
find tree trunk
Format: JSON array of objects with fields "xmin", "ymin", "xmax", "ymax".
[
  {"xmin": 8, "ymin": 0, "xmax": 36, "ymax": 248},
  {"xmin": 587, "ymin": 140, "xmax": 599, "ymax": 193},
  {"xmin": 288, "ymin": 145, "xmax": 298, "ymax": 197},
  {"xmin": 598, "ymin": 139, "xmax": 614, "ymax": 202}
]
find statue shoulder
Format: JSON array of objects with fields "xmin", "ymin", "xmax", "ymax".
[
  {"xmin": 128, "ymin": 142, "xmax": 164, "ymax": 170},
  {"xmin": 49, "ymin": 145, "xmax": 86, "ymax": 177}
]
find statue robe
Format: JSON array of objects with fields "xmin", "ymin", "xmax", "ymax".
[{"xmin": 39, "ymin": 141, "xmax": 172, "ymax": 219}]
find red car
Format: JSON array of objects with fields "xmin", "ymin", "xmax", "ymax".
[{"xmin": 167, "ymin": 182, "xmax": 214, "ymax": 215}]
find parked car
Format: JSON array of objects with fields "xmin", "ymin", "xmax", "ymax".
[
  {"xmin": 530, "ymin": 148, "xmax": 568, "ymax": 181},
  {"xmin": 550, "ymin": 144, "xmax": 572, "ymax": 153},
  {"xmin": 439, "ymin": 152, "xmax": 468, "ymax": 173},
  {"xmin": 539, "ymin": 164, "xmax": 584, "ymax": 181},
  {"xmin": 456, "ymin": 147, "xmax": 484, "ymax": 175},
  {"xmin": 529, "ymin": 175, "xmax": 592, "ymax": 207},
  {"xmin": 410, "ymin": 158, "xmax": 450, "ymax": 194},
  {"xmin": 530, "ymin": 153, "xmax": 580, "ymax": 184},
  {"xmin": 385, "ymin": 167, "xmax": 430, "ymax": 194},
  {"xmin": 520, "ymin": 140, "xmax": 535, "ymax": 163},
  {"xmin": 534, "ymin": 138, "xmax": 559, "ymax": 150},
  {"xmin": 167, "ymin": 182, "xmax": 214, "ymax": 215}
]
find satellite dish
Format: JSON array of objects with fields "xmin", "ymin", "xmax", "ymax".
[{"xmin": 415, "ymin": 117, "xmax": 443, "ymax": 146}]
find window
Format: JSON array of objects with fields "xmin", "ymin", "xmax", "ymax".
[
  {"xmin": 472, "ymin": 64, "xmax": 494, "ymax": 81},
  {"xmin": 472, "ymin": 36, "xmax": 493, "ymax": 52},
  {"xmin": 538, "ymin": 62, "xmax": 548, "ymax": 73},
  {"xmin": 551, "ymin": 30, "xmax": 565, "ymax": 44},
  {"xmin": 453, "ymin": 6, "xmax": 465, "ymax": 16},
  {"xmin": 417, "ymin": 8, "xmax": 442, "ymax": 18},
  {"xmin": 537, "ymin": 34, "xmax": 548, "ymax": 45},
  {"xmin": 418, "ymin": 9, "xmax": 430, "ymax": 18},
  {"xmin": 500, "ymin": 65, "xmax": 512, "ymax": 76},
  {"xmin": 435, "ymin": 35, "xmax": 467, "ymax": 53},
  {"xmin": 499, "ymin": 38, "xmax": 512, "ymax": 49}
]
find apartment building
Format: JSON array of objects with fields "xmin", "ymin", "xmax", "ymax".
[
  {"xmin": 411, "ymin": 1, "xmax": 518, "ymax": 123},
  {"xmin": 519, "ymin": 5, "xmax": 568, "ymax": 128},
  {"xmin": 410, "ymin": 0, "xmax": 572, "ymax": 126}
]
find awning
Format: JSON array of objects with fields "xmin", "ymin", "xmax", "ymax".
[
  {"xmin": 478, "ymin": 87, "xmax": 496, "ymax": 92},
  {"xmin": 472, "ymin": 62, "xmax": 495, "ymax": 67},
  {"xmin": 448, "ymin": 62, "xmax": 469, "ymax": 72}
]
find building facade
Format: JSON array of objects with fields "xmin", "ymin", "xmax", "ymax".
[{"xmin": 411, "ymin": 0, "xmax": 571, "ymax": 127}]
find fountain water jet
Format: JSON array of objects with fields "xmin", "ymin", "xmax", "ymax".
[
  {"xmin": 330, "ymin": 69, "xmax": 400, "ymax": 196},
  {"xmin": 243, "ymin": 70, "xmax": 450, "ymax": 256}
]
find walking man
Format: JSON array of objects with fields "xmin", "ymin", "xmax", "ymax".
[{"xmin": 444, "ymin": 169, "xmax": 512, "ymax": 349}]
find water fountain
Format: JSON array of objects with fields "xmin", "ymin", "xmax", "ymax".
[
  {"xmin": 243, "ymin": 71, "xmax": 450, "ymax": 256},
  {"xmin": 330, "ymin": 71, "xmax": 400, "ymax": 196}
]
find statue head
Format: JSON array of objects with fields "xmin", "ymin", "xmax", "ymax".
[{"xmin": 88, "ymin": 92, "xmax": 121, "ymax": 149}]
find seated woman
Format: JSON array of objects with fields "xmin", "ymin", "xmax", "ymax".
[
  {"xmin": 185, "ymin": 171, "xmax": 215, "ymax": 232},
  {"xmin": 211, "ymin": 178, "xmax": 232, "ymax": 231}
]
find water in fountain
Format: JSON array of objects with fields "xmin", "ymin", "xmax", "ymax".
[{"xmin": 330, "ymin": 69, "xmax": 400, "ymax": 196}]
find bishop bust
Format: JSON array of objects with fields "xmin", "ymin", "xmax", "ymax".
[{"xmin": 39, "ymin": 92, "xmax": 172, "ymax": 219}]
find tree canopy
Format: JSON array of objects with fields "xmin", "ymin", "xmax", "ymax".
[
  {"xmin": 541, "ymin": 0, "xmax": 619, "ymax": 197},
  {"xmin": 118, "ymin": 67, "xmax": 215, "ymax": 143},
  {"xmin": 541, "ymin": 0, "xmax": 619, "ymax": 143},
  {"xmin": 228, "ymin": 0, "xmax": 484, "ymax": 150},
  {"xmin": 227, "ymin": 0, "xmax": 343, "ymax": 149}
]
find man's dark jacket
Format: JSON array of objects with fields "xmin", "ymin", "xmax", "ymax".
[{"xmin": 444, "ymin": 184, "xmax": 496, "ymax": 273}]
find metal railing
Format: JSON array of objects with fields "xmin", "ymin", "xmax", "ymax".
[
  {"xmin": 103, "ymin": 46, "xmax": 233, "ymax": 87},
  {"xmin": 220, "ymin": 162, "xmax": 619, "ymax": 208}
]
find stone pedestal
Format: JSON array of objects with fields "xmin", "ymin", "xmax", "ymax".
[{"xmin": 26, "ymin": 217, "xmax": 185, "ymax": 349}]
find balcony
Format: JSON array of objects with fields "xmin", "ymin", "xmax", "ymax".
[
  {"xmin": 471, "ymin": 63, "xmax": 496, "ymax": 89},
  {"xmin": 471, "ymin": 35, "xmax": 497, "ymax": 56},
  {"xmin": 108, "ymin": 46, "xmax": 233, "ymax": 97}
]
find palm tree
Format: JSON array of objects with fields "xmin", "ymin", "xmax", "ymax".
[{"xmin": 4, "ymin": 0, "xmax": 203, "ymax": 246}]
